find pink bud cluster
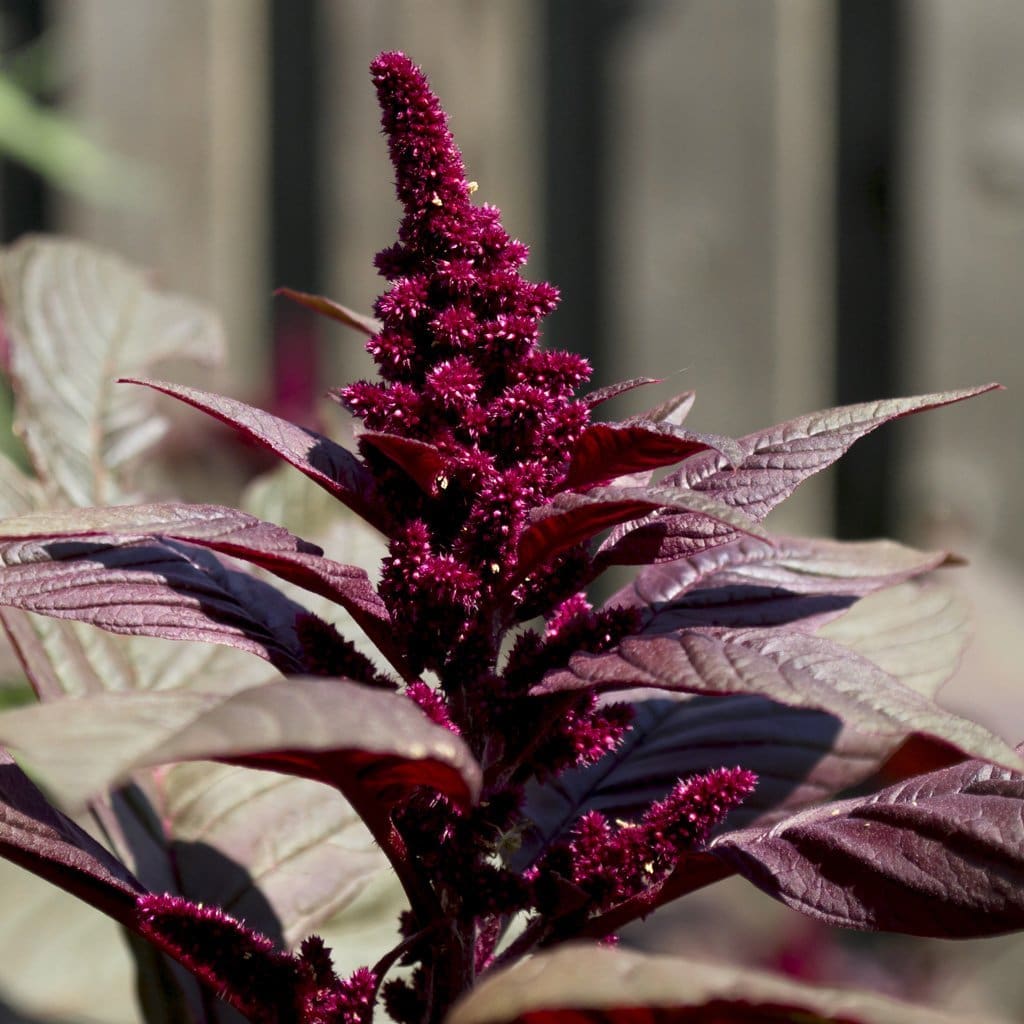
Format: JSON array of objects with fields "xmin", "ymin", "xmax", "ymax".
[{"xmin": 548, "ymin": 767, "xmax": 758, "ymax": 911}]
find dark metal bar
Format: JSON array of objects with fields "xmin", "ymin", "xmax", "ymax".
[
  {"xmin": 834, "ymin": 0, "xmax": 904, "ymax": 538},
  {"xmin": 268, "ymin": 0, "xmax": 324, "ymax": 416},
  {"xmin": 0, "ymin": 0, "xmax": 50, "ymax": 242}
]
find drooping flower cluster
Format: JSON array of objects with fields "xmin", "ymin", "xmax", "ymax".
[{"xmin": 136, "ymin": 895, "xmax": 376, "ymax": 1024}]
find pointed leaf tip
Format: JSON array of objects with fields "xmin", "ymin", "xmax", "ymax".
[
  {"xmin": 118, "ymin": 378, "xmax": 381, "ymax": 526},
  {"xmin": 275, "ymin": 287, "xmax": 381, "ymax": 336}
]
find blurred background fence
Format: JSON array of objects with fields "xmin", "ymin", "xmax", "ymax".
[{"xmin": 0, "ymin": 0, "xmax": 1022, "ymax": 707}]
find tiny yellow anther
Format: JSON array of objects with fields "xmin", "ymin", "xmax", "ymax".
[
  {"xmin": 430, "ymin": 192, "xmax": 443, "ymax": 207},
  {"xmin": 468, "ymin": 180, "xmax": 479, "ymax": 194}
]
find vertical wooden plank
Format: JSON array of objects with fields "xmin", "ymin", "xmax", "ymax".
[
  {"xmin": 902, "ymin": 0, "xmax": 1024, "ymax": 563},
  {"xmin": 772, "ymin": 0, "xmax": 836, "ymax": 534},
  {"xmin": 605, "ymin": 1, "xmax": 834, "ymax": 534},
  {"xmin": 834, "ymin": 0, "xmax": 902, "ymax": 540},
  {"xmin": 603, "ymin": 1, "xmax": 774, "ymax": 421},
  {"xmin": 901, "ymin": 0, "xmax": 1024, "ymax": 741},
  {"xmin": 208, "ymin": 0, "xmax": 270, "ymax": 392},
  {"xmin": 53, "ymin": 0, "xmax": 269, "ymax": 390}
]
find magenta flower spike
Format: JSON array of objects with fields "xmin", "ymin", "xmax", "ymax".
[{"xmin": 341, "ymin": 53, "xmax": 598, "ymax": 681}]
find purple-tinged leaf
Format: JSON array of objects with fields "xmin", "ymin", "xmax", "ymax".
[
  {"xmin": 163, "ymin": 762, "xmax": 387, "ymax": 947},
  {"xmin": 518, "ymin": 486, "xmax": 763, "ymax": 579},
  {"xmin": 534, "ymin": 630, "xmax": 1021, "ymax": 771},
  {"xmin": 0, "ymin": 237, "xmax": 224, "ymax": 507},
  {"xmin": 449, "ymin": 944, "xmax": 977, "ymax": 1024},
  {"xmin": 276, "ymin": 286, "xmax": 381, "ymax": 336},
  {"xmin": 242, "ymin": 462, "xmax": 393, "ymax": 678},
  {"xmin": 0, "ymin": 748, "xmax": 144, "ymax": 924},
  {"xmin": 0, "ymin": 534, "xmax": 308, "ymax": 674},
  {"xmin": 602, "ymin": 385, "xmax": 1001, "ymax": 562},
  {"xmin": 712, "ymin": 750, "xmax": 1024, "ymax": 937},
  {"xmin": 670, "ymin": 384, "xmax": 1002, "ymax": 521},
  {"xmin": 121, "ymin": 378, "xmax": 380, "ymax": 525},
  {"xmin": 595, "ymin": 508, "xmax": 741, "ymax": 568},
  {"xmin": 611, "ymin": 536, "xmax": 950, "ymax": 612},
  {"xmin": 581, "ymin": 378, "xmax": 660, "ymax": 410},
  {"xmin": 0, "ymin": 503, "xmax": 397, "ymax": 667},
  {"xmin": 359, "ymin": 432, "xmax": 448, "ymax": 494},
  {"xmin": 0, "ymin": 677, "xmax": 481, "ymax": 812},
  {"xmin": 559, "ymin": 422, "xmax": 743, "ymax": 492},
  {"xmin": 637, "ymin": 586, "xmax": 858, "ymax": 632}
]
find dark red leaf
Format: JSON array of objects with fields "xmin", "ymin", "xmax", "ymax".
[
  {"xmin": 276, "ymin": 287, "xmax": 381, "ymax": 336},
  {"xmin": 0, "ymin": 748, "xmax": 144, "ymax": 927},
  {"xmin": 518, "ymin": 486, "xmax": 762, "ymax": 579},
  {"xmin": 121, "ymin": 378, "xmax": 380, "ymax": 525},
  {"xmin": 712, "ymin": 749, "xmax": 1024, "ymax": 937},
  {"xmin": 602, "ymin": 385, "xmax": 1000, "ymax": 562},
  {"xmin": 559, "ymin": 422, "xmax": 743, "ymax": 492},
  {"xmin": 0, "ymin": 503, "xmax": 404, "ymax": 676},
  {"xmin": 359, "ymin": 432, "xmax": 448, "ymax": 494}
]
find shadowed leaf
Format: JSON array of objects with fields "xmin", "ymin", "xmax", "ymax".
[
  {"xmin": 611, "ymin": 536, "xmax": 949, "ymax": 612},
  {"xmin": 0, "ymin": 503, "xmax": 399, "ymax": 673},
  {"xmin": 0, "ymin": 535, "xmax": 308, "ymax": 673},
  {"xmin": 520, "ymin": 695, "xmax": 880, "ymax": 866},
  {"xmin": 163, "ymin": 763, "xmax": 388, "ymax": 948},
  {"xmin": 534, "ymin": 629, "xmax": 1021, "ymax": 771},
  {"xmin": 712, "ymin": 751, "xmax": 1024, "ymax": 937}
]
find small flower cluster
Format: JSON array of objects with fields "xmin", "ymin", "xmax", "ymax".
[{"xmin": 544, "ymin": 768, "xmax": 759, "ymax": 911}]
